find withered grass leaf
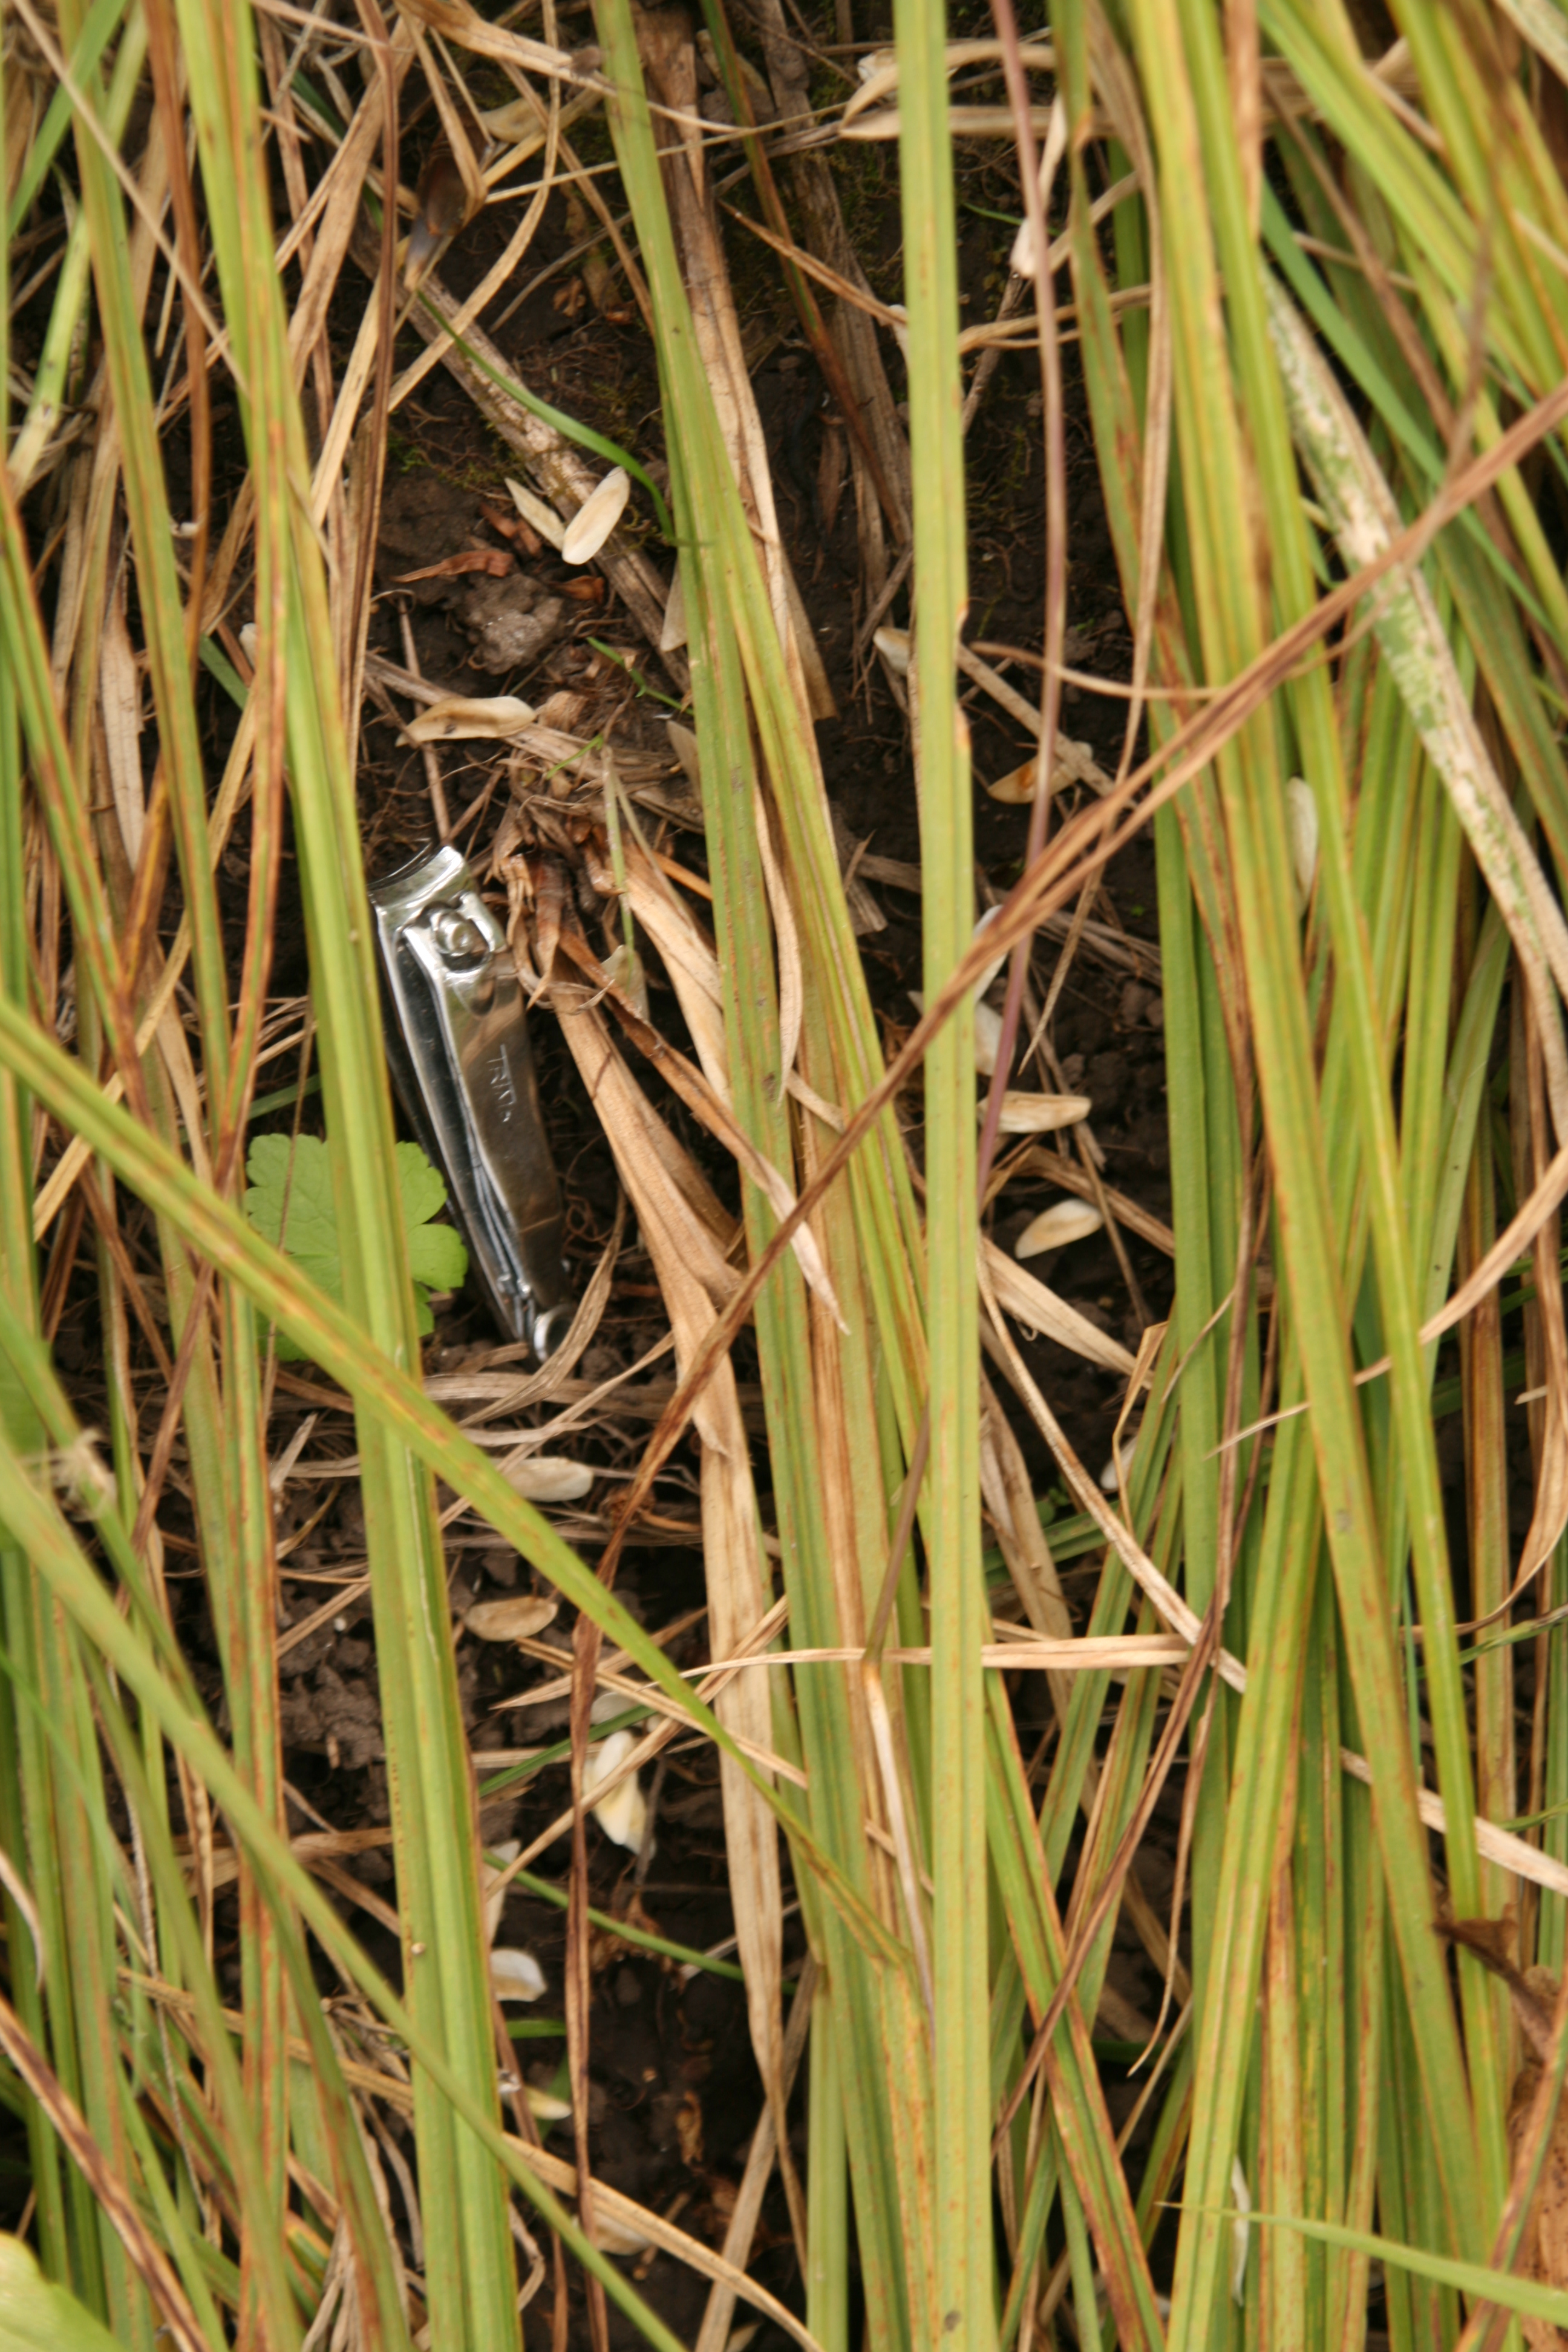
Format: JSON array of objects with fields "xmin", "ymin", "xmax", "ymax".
[
  {"xmin": 1437, "ymin": 1914, "xmax": 1556, "ymax": 2055},
  {"xmin": 676, "ymin": 2089, "xmax": 705, "ymax": 2171},
  {"xmin": 397, "ymin": 546, "xmax": 516, "ymax": 583},
  {"xmin": 1439, "ymin": 1916, "xmax": 1568, "ymax": 2345},
  {"xmin": 480, "ymin": 499, "xmax": 540, "ymax": 554},
  {"xmin": 1507, "ymin": 2044, "xmax": 1568, "ymax": 2350}
]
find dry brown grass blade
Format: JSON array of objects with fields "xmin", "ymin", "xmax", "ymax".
[
  {"xmin": 287, "ymin": 23, "xmax": 415, "ymax": 374},
  {"xmin": 1516, "ymin": 1007, "xmax": 1568, "ymax": 1587},
  {"xmin": 979, "ymin": 1371, "xmax": 1075, "ymax": 1729},
  {"xmin": 750, "ymin": 0, "xmax": 913, "ymax": 596},
  {"xmin": 508, "ymin": 2135, "xmax": 826, "ymax": 2352},
  {"xmin": 613, "ymin": 841, "xmax": 731, "ymax": 1096},
  {"xmin": 956, "ymin": 641, "xmax": 1112, "ymax": 793},
  {"xmin": 387, "ymin": 49, "xmax": 565, "ymax": 411},
  {"xmin": 635, "ymin": 5, "xmax": 834, "ymax": 726},
  {"xmin": 693, "ymin": 1955, "xmax": 817, "ymax": 2352},
  {"xmin": 543, "ymin": 964, "xmax": 806, "ymax": 2264},
  {"xmin": 394, "ymin": 0, "xmax": 601, "ymax": 91},
  {"xmin": 725, "ymin": 204, "xmax": 906, "ymax": 331},
  {"xmin": 983, "ymin": 1237, "xmax": 1138, "ymax": 1375},
  {"xmin": 555, "ymin": 920, "xmax": 841, "ymax": 1315}
]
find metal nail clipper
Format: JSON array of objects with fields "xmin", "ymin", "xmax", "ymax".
[{"xmin": 370, "ymin": 844, "xmax": 575, "ymax": 1358}]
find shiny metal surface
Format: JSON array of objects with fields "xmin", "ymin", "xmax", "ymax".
[{"xmin": 370, "ymin": 844, "xmax": 573, "ymax": 1356}]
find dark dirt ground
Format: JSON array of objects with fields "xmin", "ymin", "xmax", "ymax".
[{"xmin": 14, "ymin": 28, "xmax": 1185, "ymax": 2344}]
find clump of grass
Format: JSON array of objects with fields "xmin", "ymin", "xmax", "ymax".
[{"xmin": 7, "ymin": 1, "xmax": 1568, "ymax": 2349}]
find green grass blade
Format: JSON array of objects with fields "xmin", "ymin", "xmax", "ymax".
[{"xmin": 890, "ymin": 0, "xmax": 990, "ymax": 2331}]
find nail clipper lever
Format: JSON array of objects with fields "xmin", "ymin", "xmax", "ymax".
[{"xmin": 370, "ymin": 844, "xmax": 574, "ymax": 1358}]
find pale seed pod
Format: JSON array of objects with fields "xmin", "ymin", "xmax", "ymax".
[
  {"xmin": 1015, "ymin": 1199, "xmax": 1103, "ymax": 1258},
  {"xmin": 1285, "ymin": 776, "xmax": 1319, "ymax": 913},
  {"xmin": 464, "ymin": 1595, "xmax": 560, "ymax": 1643},
  {"xmin": 501, "ymin": 1455, "xmax": 595, "ymax": 1503},
  {"xmin": 991, "ymin": 1091, "xmax": 1092, "ymax": 1134},
  {"xmin": 660, "ymin": 557, "xmax": 687, "ymax": 652},
  {"xmin": 491, "ymin": 1947, "xmax": 548, "ymax": 2002},
  {"xmin": 506, "ymin": 475, "xmax": 565, "ymax": 549},
  {"xmin": 526, "ymin": 2087, "xmax": 573, "ymax": 2121},
  {"xmin": 561, "ymin": 465, "xmax": 630, "ymax": 563},
  {"xmin": 584, "ymin": 1728, "xmax": 650, "ymax": 1852},
  {"xmin": 985, "ymin": 756, "xmax": 1042, "ymax": 805},
  {"xmin": 973, "ymin": 1002, "xmax": 1005, "ymax": 1076},
  {"xmin": 666, "ymin": 717, "xmax": 702, "ymax": 790},
  {"xmin": 405, "ymin": 694, "xmax": 536, "ymax": 743}
]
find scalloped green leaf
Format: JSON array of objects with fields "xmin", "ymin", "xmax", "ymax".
[
  {"xmin": 245, "ymin": 1135, "xmax": 467, "ymax": 1357},
  {"xmin": 0, "ymin": 2236, "xmax": 126, "ymax": 2352}
]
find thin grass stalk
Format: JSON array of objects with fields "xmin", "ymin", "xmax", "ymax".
[
  {"xmin": 806, "ymin": 1984, "xmax": 850, "ymax": 2352},
  {"xmin": 5, "ymin": 0, "xmax": 128, "ymax": 238},
  {"xmin": 986, "ymin": 1682, "xmax": 1166, "ymax": 2345},
  {"xmin": 71, "ymin": 1647, "xmax": 377, "ymax": 2352},
  {"xmin": 1263, "ymin": 134, "xmax": 1568, "ymax": 907},
  {"xmin": 1539, "ymin": 1543, "xmax": 1568, "ymax": 1978},
  {"xmin": 57, "ymin": 0, "xmax": 229, "ymax": 1082},
  {"xmin": 1058, "ymin": 14, "xmax": 1250, "ymax": 2089},
  {"xmin": 1057, "ymin": 11, "xmax": 1276, "ymax": 2328},
  {"xmin": 1261, "ymin": 1749, "xmax": 1307, "ymax": 2350},
  {"xmin": 1330, "ymin": 1775, "xmax": 1384, "ymax": 2352},
  {"xmin": 36, "ymin": 31, "xmax": 326, "ymax": 2330},
  {"xmin": 2, "ymin": 666, "xmax": 145, "ymax": 2345},
  {"xmin": 6, "ymin": 13, "xmax": 149, "ymax": 504},
  {"xmin": 1264, "ymin": 0, "xmax": 1568, "ymax": 670},
  {"xmin": 658, "ymin": 347, "xmax": 838, "ymax": 2275},
  {"xmin": 162, "ymin": 8, "xmax": 526, "ymax": 2339},
  {"xmin": 0, "ymin": 185, "xmax": 70, "ymax": 2272},
  {"xmin": 1259, "ymin": 281, "xmax": 1514, "ymax": 2208},
  {"xmin": 679, "ymin": 557, "xmax": 880, "ymax": 2269},
  {"xmin": 96, "ymin": 682, "xmax": 295, "ymax": 2339},
  {"xmin": 1295, "ymin": 1493, "xmax": 1348, "ymax": 2344},
  {"xmin": 0, "ymin": 1585, "xmax": 96, "ymax": 2305},
  {"xmin": 1108, "ymin": 3, "xmax": 1498, "ymax": 2319},
  {"xmin": 1073, "ymin": 1, "xmax": 1568, "ymax": 2330},
  {"xmin": 588, "ymin": 8, "xmax": 947, "ymax": 2337},
  {"xmin": 1031, "ymin": 1390, "xmax": 1181, "ymax": 1890},
  {"xmin": 30, "ymin": 1048, "xmax": 303, "ymax": 2345},
  {"xmin": 40, "ymin": 1612, "xmax": 154, "ymax": 2345},
  {"xmin": 1463, "ymin": 1096, "xmax": 1517, "ymax": 1952},
  {"xmin": 0, "ymin": 1323, "xmax": 708, "ymax": 2352},
  {"xmin": 889, "ymin": 0, "xmax": 991, "ymax": 2330}
]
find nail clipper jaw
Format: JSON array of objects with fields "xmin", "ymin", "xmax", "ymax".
[{"xmin": 369, "ymin": 845, "xmax": 574, "ymax": 1357}]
